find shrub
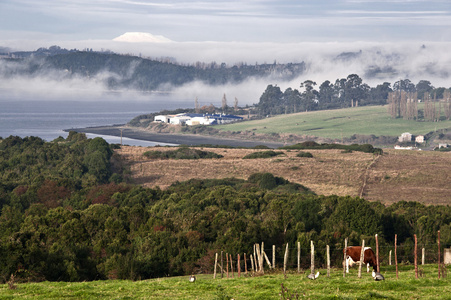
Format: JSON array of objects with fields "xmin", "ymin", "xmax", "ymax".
[
  {"xmin": 143, "ymin": 147, "xmax": 223, "ymax": 159},
  {"xmin": 296, "ymin": 151, "xmax": 313, "ymax": 158},
  {"xmin": 281, "ymin": 141, "xmax": 383, "ymax": 154},
  {"xmin": 243, "ymin": 150, "xmax": 284, "ymax": 159}
]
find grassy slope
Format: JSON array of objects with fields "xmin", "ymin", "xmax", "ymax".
[
  {"xmin": 117, "ymin": 146, "xmax": 451, "ymax": 205},
  {"xmin": 2, "ymin": 265, "xmax": 450, "ymax": 299},
  {"xmin": 218, "ymin": 105, "xmax": 451, "ymax": 139}
]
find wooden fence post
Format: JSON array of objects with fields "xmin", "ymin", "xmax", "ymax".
[
  {"xmin": 244, "ymin": 253, "xmax": 247, "ymax": 275},
  {"xmin": 389, "ymin": 250, "xmax": 392, "ymax": 266},
  {"xmin": 221, "ymin": 251, "xmax": 224, "ymax": 278},
  {"xmin": 343, "ymin": 237, "xmax": 348, "ymax": 278},
  {"xmin": 414, "ymin": 234, "xmax": 418, "ymax": 279},
  {"xmin": 214, "ymin": 252, "xmax": 218, "ymax": 279},
  {"xmin": 263, "ymin": 251, "xmax": 272, "ymax": 269},
  {"xmin": 326, "ymin": 245, "xmax": 330, "ymax": 277},
  {"xmin": 283, "ymin": 243, "xmax": 289, "ymax": 276},
  {"xmin": 422, "ymin": 248, "xmax": 425, "ymax": 265},
  {"xmin": 395, "ymin": 234, "xmax": 398, "ymax": 279},
  {"xmin": 226, "ymin": 253, "xmax": 229, "ymax": 279},
  {"xmin": 255, "ymin": 244, "xmax": 261, "ymax": 273},
  {"xmin": 297, "ymin": 242, "xmax": 301, "ymax": 273},
  {"xmin": 238, "ymin": 254, "xmax": 241, "ymax": 278},
  {"xmin": 438, "ymin": 230, "xmax": 441, "ymax": 279},
  {"xmin": 230, "ymin": 254, "xmax": 234, "ymax": 278},
  {"xmin": 261, "ymin": 242, "xmax": 265, "ymax": 274},
  {"xmin": 376, "ymin": 234, "xmax": 380, "ymax": 272},
  {"xmin": 310, "ymin": 240, "xmax": 314, "ymax": 274},
  {"xmin": 273, "ymin": 245, "xmax": 276, "ymax": 270},
  {"xmin": 253, "ymin": 244, "xmax": 258, "ymax": 273},
  {"xmin": 250, "ymin": 254, "xmax": 254, "ymax": 273},
  {"xmin": 358, "ymin": 240, "xmax": 365, "ymax": 279}
]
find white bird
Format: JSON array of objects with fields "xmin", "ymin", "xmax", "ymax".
[
  {"xmin": 307, "ymin": 271, "xmax": 319, "ymax": 280},
  {"xmin": 189, "ymin": 275, "xmax": 196, "ymax": 282},
  {"xmin": 372, "ymin": 271, "xmax": 385, "ymax": 281}
]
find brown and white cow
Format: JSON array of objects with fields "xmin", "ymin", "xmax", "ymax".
[{"xmin": 344, "ymin": 246, "xmax": 377, "ymax": 273}]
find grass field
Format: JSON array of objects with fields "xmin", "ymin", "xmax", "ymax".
[
  {"xmin": 116, "ymin": 146, "xmax": 451, "ymax": 205},
  {"xmin": 2, "ymin": 264, "xmax": 450, "ymax": 299},
  {"xmin": 218, "ymin": 105, "xmax": 451, "ymax": 140}
]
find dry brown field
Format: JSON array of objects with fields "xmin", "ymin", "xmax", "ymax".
[{"xmin": 115, "ymin": 146, "xmax": 451, "ymax": 206}]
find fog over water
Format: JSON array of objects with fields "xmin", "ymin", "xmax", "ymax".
[
  {"xmin": 1, "ymin": 39, "xmax": 451, "ymax": 142},
  {"xmin": 2, "ymin": 40, "xmax": 451, "ymax": 107}
]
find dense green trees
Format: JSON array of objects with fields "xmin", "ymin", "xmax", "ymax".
[
  {"xmin": 0, "ymin": 136, "xmax": 450, "ymax": 282},
  {"xmin": 257, "ymin": 74, "xmax": 451, "ymax": 116}
]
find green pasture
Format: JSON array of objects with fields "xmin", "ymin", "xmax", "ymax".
[
  {"xmin": 2, "ymin": 264, "xmax": 450, "ymax": 299},
  {"xmin": 218, "ymin": 106, "xmax": 451, "ymax": 139}
]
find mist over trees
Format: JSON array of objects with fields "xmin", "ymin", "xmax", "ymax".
[{"xmin": 0, "ymin": 48, "xmax": 306, "ymax": 92}]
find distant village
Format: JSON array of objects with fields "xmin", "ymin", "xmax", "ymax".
[{"xmin": 154, "ymin": 113, "xmax": 243, "ymax": 126}]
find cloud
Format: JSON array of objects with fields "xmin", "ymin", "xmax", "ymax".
[
  {"xmin": 2, "ymin": 0, "xmax": 450, "ymax": 43},
  {"xmin": 1, "ymin": 40, "xmax": 451, "ymax": 107}
]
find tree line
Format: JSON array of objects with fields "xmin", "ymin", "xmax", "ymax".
[
  {"xmin": 257, "ymin": 75, "xmax": 451, "ymax": 117},
  {"xmin": 0, "ymin": 135, "xmax": 450, "ymax": 282},
  {"xmin": 388, "ymin": 90, "xmax": 451, "ymax": 121},
  {"xmin": 1, "ymin": 50, "xmax": 305, "ymax": 91}
]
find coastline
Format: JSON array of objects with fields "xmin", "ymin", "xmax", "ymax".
[{"xmin": 65, "ymin": 125, "xmax": 286, "ymax": 148}]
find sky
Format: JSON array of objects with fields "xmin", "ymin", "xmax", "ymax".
[
  {"xmin": 1, "ymin": 0, "xmax": 450, "ymax": 45},
  {"xmin": 1, "ymin": 0, "xmax": 451, "ymax": 104}
]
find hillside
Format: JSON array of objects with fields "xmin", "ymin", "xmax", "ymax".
[
  {"xmin": 0, "ymin": 48, "xmax": 305, "ymax": 91},
  {"xmin": 116, "ymin": 146, "xmax": 451, "ymax": 206},
  {"xmin": 214, "ymin": 105, "xmax": 451, "ymax": 147},
  {"xmin": 1, "ymin": 135, "xmax": 449, "ymax": 283},
  {"xmin": 126, "ymin": 105, "xmax": 451, "ymax": 148}
]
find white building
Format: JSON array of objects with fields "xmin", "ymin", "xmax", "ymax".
[
  {"xmin": 398, "ymin": 132, "xmax": 412, "ymax": 143},
  {"xmin": 186, "ymin": 117, "xmax": 216, "ymax": 126},
  {"xmin": 154, "ymin": 113, "xmax": 243, "ymax": 126},
  {"xmin": 154, "ymin": 115, "xmax": 170, "ymax": 123},
  {"xmin": 169, "ymin": 114, "xmax": 191, "ymax": 125},
  {"xmin": 415, "ymin": 135, "xmax": 425, "ymax": 143}
]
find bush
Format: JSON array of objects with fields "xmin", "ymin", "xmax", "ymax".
[
  {"xmin": 143, "ymin": 147, "xmax": 223, "ymax": 159},
  {"xmin": 296, "ymin": 151, "xmax": 313, "ymax": 158},
  {"xmin": 243, "ymin": 150, "xmax": 284, "ymax": 159},
  {"xmin": 281, "ymin": 141, "xmax": 383, "ymax": 154}
]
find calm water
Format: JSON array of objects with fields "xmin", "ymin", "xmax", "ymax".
[{"xmin": 0, "ymin": 99, "xmax": 187, "ymax": 146}]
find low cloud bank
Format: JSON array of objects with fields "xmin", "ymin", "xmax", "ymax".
[{"xmin": 1, "ymin": 40, "xmax": 450, "ymax": 106}]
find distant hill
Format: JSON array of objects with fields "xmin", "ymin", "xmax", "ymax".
[{"xmin": 0, "ymin": 46, "xmax": 306, "ymax": 92}]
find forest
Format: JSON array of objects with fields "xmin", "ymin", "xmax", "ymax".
[{"xmin": 0, "ymin": 134, "xmax": 450, "ymax": 283}]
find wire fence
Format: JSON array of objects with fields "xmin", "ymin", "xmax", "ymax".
[{"xmin": 213, "ymin": 234, "xmax": 449, "ymax": 279}]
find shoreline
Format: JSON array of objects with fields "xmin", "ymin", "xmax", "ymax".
[{"xmin": 65, "ymin": 125, "xmax": 286, "ymax": 148}]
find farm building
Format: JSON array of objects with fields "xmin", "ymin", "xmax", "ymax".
[
  {"xmin": 394, "ymin": 145, "xmax": 415, "ymax": 150},
  {"xmin": 169, "ymin": 114, "xmax": 191, "ymax": 125},
  {"xmin": 154, "ymin": 115, "xmax": 170, "ymax": 123},
  {"xmin": 154, "ymin": 113, "xmax": 243, "ymax": 126},
  {"xmin": 398, "ymin": 132, "xmax": 413, "ymax": 142},
  {"xmin": 415, "ymin": 135, "xmax": 425, "ymax": 143}
]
